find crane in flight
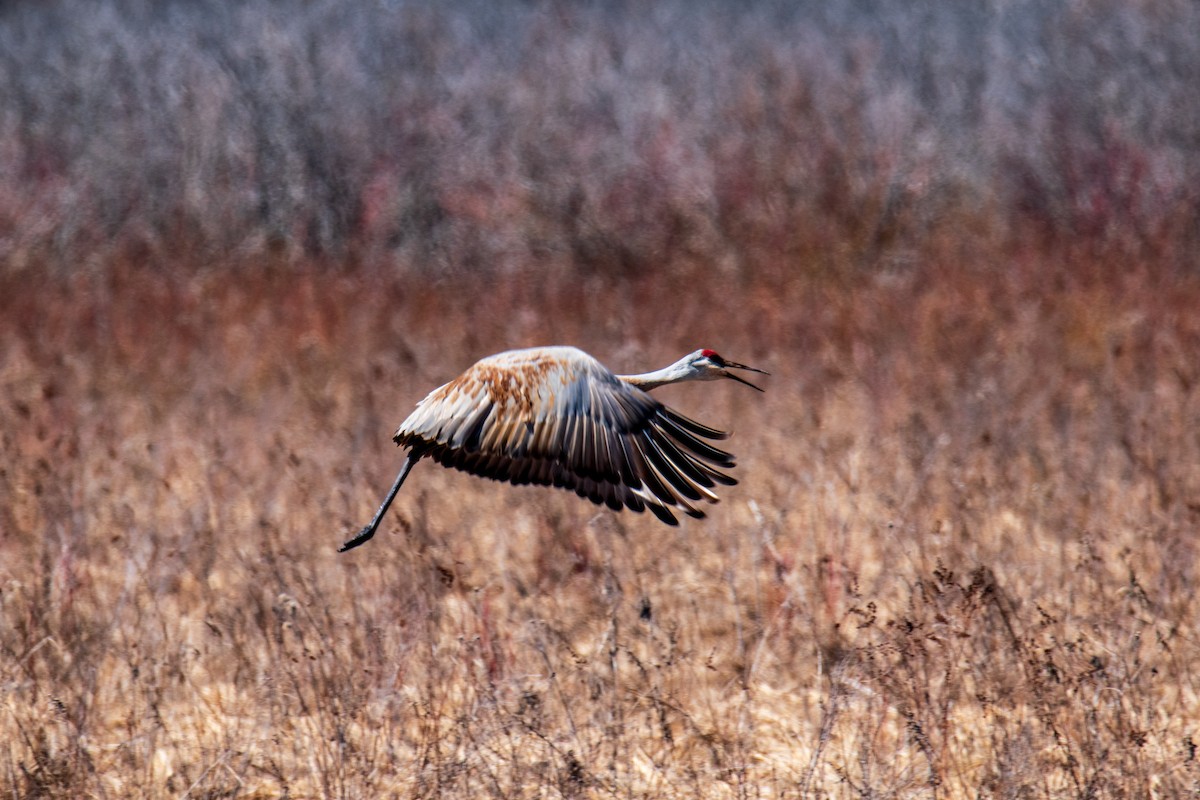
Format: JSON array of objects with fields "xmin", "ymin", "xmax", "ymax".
[{"xmin": 339, "ymin": 346, "xmax": 767, "ymax": 551}]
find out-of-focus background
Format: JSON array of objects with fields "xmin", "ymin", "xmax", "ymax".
[{"xmin": 2, "ymin": 1, "xmax": 1198, "ymax": 797}]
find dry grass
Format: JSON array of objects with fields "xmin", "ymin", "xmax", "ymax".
[
  {"xmin": 3, "ymin": 2, "xmax": 1200, "ymax": 797},
  {"xmin": 3, "ymin": 251, "xmax": 1199, "ymax": 798}
]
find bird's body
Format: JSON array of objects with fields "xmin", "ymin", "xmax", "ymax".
[{"xmin": 340, "ymin": 346, "xmax": 766, "ymax": 551}]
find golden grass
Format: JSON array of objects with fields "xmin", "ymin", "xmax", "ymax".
[
  {"xmin": 2, "ymin": 246, "xmax": 1199, "ymax": 798},
  {"xmin": 3, "ymin": 4, "xmax": 1199, "ymax": 795}
]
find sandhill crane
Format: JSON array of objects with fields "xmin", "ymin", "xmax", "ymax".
[{"xmin": 339, "ymin": 346, "xmax": 767, "ymax": 551}]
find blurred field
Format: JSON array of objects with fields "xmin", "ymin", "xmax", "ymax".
[{"xmin": 3, "ymin": 2, "xmax": 1200, "ymax": 798}]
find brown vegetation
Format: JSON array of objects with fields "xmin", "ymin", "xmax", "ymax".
[{"xmin": 2, "ymin": 2, "xmax": 1199, "ymax": 797}]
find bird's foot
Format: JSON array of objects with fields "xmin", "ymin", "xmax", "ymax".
[{"xmin": 338, "ymin": 524, "xmax": 376, "ymax": 552}]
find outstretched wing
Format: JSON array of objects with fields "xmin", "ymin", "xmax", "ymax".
[{"xmin": 394, "ymin": 347, "xmax": 737, "ymax": 524}]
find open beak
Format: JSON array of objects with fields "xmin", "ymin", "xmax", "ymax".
[{"xmin": 721, "ymin": 360, "xmax": 769, "ymax": 392}]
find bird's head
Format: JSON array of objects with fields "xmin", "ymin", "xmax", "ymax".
[{"xmin": 688, "ymin": 349, "xmax": 769, "ymax": 391}]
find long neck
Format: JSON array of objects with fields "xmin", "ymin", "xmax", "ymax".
[{"xmin": 618, "ymin": 357, "xmax": 695, "ymax": 392}]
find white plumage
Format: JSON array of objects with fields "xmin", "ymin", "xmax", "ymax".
[{"xmin": 340, "ymin": 346, "xmax": 766, "ymax": 551}]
